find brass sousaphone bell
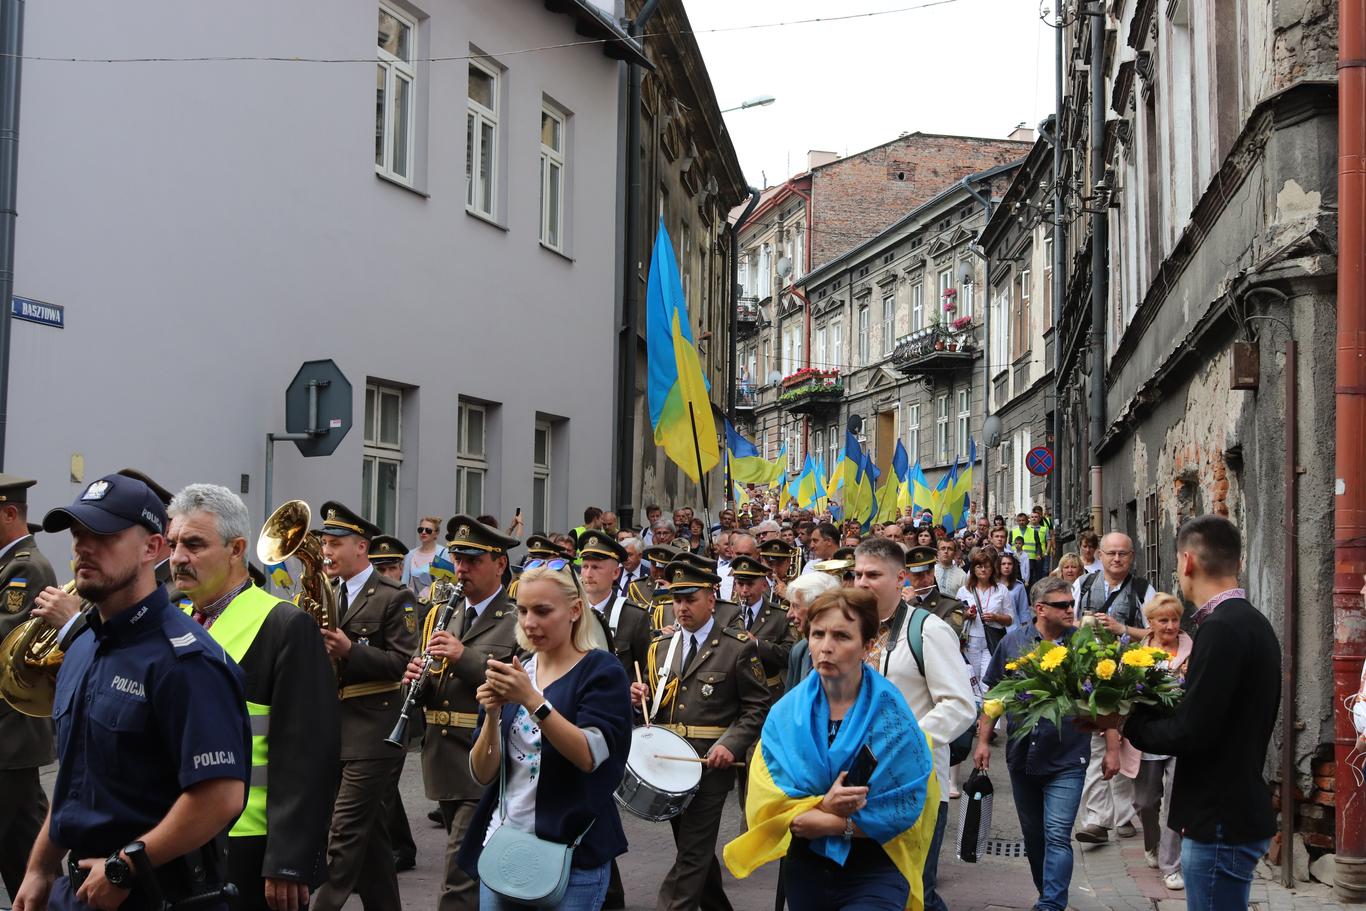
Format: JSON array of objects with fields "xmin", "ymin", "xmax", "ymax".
[
  {"xmin": 257, "ymin": 500, "xmax": 340, "ymax": 637},
  {"xmin": 0, "ymin": 580, "xmax": 77, "ymax": 716}
]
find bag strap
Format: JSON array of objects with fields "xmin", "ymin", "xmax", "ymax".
[
  {"xmin": 907, "ymin": 607, "xmax": 930, "ymax": 678},
  {"xmin": 496, "ymin": 721, "xmax": 509, "ymax": 822}
]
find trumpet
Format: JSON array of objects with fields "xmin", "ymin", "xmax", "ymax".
[
  {"xmin": 385, "ymin": 580, "xmax": 464, "ymax": 748},
  {"xmin": 0, "ymin": 580, "xmax": 77, "ymax": 716}
]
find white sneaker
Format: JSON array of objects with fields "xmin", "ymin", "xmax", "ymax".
[
  {"xmin": 1164, "ymin": 872, "xmax": 1185, "ymax": 890},
  {"xmin": 1144, "ymin": 849, "xmax": 1158, "ymax": 869}
]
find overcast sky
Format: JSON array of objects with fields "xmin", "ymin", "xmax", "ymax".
[{"xmin": 684, "ymin": 0, "xmax": 1059, "ymax": 188}]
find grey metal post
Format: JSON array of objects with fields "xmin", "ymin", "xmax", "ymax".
[
  {"xmin": 1088, "ymin": 7, "xmax": 1107, "ymax": 532},
  {"xmin": 0, "ymin": 0, "xmax": 24, "ymax": 469}
]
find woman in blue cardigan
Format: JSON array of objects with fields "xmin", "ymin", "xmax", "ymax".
[{"xmin": 458, "ymin": 560, "xmax": 633, "ymax": 910}]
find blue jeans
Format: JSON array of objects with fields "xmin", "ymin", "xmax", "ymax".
[
  {"xmin": 1010, "ymin": 767, "xmax": 1085, "ymax": 911},
  {"xmin": 1181, "ymin": 827, "xmax": 1269, "ymax": 911},
  {"xmin": 478, "ymin": 861, "xmax": 611, "ymax": 910},
  {"xmin": 784, "ymin": 841, "xmax": 909, "ymax": 911},
  {"xmin": 922, "ymin": 800, "xmax": 949, "ymax": 911}
]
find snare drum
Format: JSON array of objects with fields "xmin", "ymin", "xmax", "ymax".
[{"xmin": 614, "ymin": 726, "xmax": 702, "ymax": 821}]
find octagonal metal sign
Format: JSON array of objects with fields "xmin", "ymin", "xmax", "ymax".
[{"xmin": 285, "ymin": 360, "xmax": 352, "ymax": 457}]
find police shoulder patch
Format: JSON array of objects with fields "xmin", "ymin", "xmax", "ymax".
[{"xmin": 166, "ymin": 629, "xmax": 206, "ymax": 658}]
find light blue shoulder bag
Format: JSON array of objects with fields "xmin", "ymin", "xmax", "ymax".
[{"xmin": 477, "ymin": 728, "xmax": 593, "ymax": 908}]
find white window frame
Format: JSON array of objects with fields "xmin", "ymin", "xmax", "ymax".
[
  {"xmin": 827, "ymin": 424, "xmax": 839, "ymax": 476},
  {"xmin": 757, "ymin": 244, "xmax": 772, "ymax": 299},
  {"xmin": 815, "ymin": 324, "xmax": 827, "ymax": 371},
  {"xmin": 456, "ymin": 401, "xmax": 487, "ymax": 516},
  {"xmin": 830, "ymin": 319, "xmax": 843, "ymax": 372},
  {"xmin": 961, "ymin": 277, "xmax": 975, "ymax": 319},
  {"xmin": 911, "ymin": 281, "xmax": 924, "ymax": 332},
  {"xmin": 376, "ymin": 3, "xmax": 416, "ymax": 184},
  {"xmin": 467, "ymin": 58, "xmax": 499, "ymax": 218},
  {"xmin": 881, "ymin": 293, "xmax": 896, "ymax": 356},
  {"xmin": 938, "ymin": 267, "xmax": 953, "ymax": 304},
  {"xmin": 935, "ymin": 393, "xmax": 950, "ymax": 461},
  {"xmin": 532, "ymin": 420, "xmax": 552, "ymax": 534},
  {"xmin": 906, "ymin": 402, "xmax": 920, "ymax": 463},
  {"xmin": 857, "ymin": 305, "xmax": 869, "ymax": 366},
  {"xmin": 956, "ymin": 388, "xmax": 971, "ymax": 457},
  {"xmin": 793, "ymin": 230, "xmax": 805, "ymax": 279},
  {"xmin": 539, "ymin": 103, "xmax": 567, "ymax": 251},
  {"xmin": 363, "ymin": 382, "xmax": 403, "ymax": 534}
]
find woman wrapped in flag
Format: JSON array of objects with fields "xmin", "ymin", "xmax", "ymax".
[{"xmin": 724, "ymin": 588, "xmax": 940, "ymax": 911}]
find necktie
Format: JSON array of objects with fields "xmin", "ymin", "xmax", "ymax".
[
  {"xmin": 682, "ymin": 634, "xmax": 698, "ymax": 674},
  {"xmin": 463, "ymin": 604, "xmax": 478, "ymax": 634},
  {"xmin": 745, "ymin": 606, "xmax": 755, "ymax": 631},
  {"xmin": 337, "ymin": 581, "xmax": 349, "ymax": 617}
]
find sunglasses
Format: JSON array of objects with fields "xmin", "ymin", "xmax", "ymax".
[
  {"xmin": 525, "ymin": 558, "xmax": 571, "ymax": 572},
  {"xmin": 418, "ymin": 527, "xmax": 436, "ymax": 535},
  {"xmin": 1042, "ymin": 598, "xmax": 1076, "ymax": 610}
]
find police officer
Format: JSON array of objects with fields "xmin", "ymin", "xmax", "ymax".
[
  {"xmin": 312, "ymin": 503, "xmax": 417, "ymax": 911},
  {"xmin": 14, "ymin": 475, "xmax": 250, "ymax": 911},
  {"xmin": 363, "ymin": 535, "xmax": 419, "ymax": 873},
  {"xmin": 405, "ymin": 516, "xmax": 520, "ymax": 911},
  {"xmin": 165, "ymin": 484, "xmax": 339, "ymax": 911},
  {"xmin": 630, "ymin": 561, "xmax": 768, "ymax": 911},
  {"xmin": 0, "ymin": 475, "xmax": 58, "ymax": 901},
  {"xmin": 905, "ymin": 544, "xmax": 967, "ymax": 636}
]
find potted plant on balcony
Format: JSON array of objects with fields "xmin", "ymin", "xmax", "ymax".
[{"xmin": 942, "ymin": 288, "xmax": 958, "ymax": 315}]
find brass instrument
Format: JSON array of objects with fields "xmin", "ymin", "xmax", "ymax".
[
  {"xmin": 257, "ymin": 500, "xmax": 340, "ymax": 637},
  {"xmin": 812, "ymin": 557, "xmax": 855, "ymax": 576},
  {"xmin": 0, "ymin": 580, "xmax": 77, "ymax": 717}
]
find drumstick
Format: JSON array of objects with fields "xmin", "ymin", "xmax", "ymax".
[
  {"xmin": 633, "ymin": 661, "xmax": 650, "ymax": 728},
  {"xmin": 652, "ymin": 754, "xmax": 745, "ymax": 767}
]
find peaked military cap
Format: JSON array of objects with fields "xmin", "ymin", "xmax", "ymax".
[
  {"xmin": 0, "ymin": 473, "xmax": 37, "ymax": 504},
  {"xmin": 445, "ymin": 513, "xmax": 519, "ymax": 557},
  {"xmin": 117, "ymin": 468, "xmax": 173, "ymax": 507},
  {"xmin": 643, "ymin": 540, "xmax": 687, "ymax": 564},
  {"xmin": 662, "ymin": 559, "xmax": 721, "ymax": 595},
  {"xmin": 578, "ymin": 529, "xmax": 626, "ymax": 562},
  {"xmin": 369, "ymin": 535, "xmax": 407, "ymax": 563},
  {"xmin": 318, "ymin": 501, "xmax": 380, "ymax": 540},
  {"xmin": 676, "ymin": 551, "xmax": 718, "ymax": 573},
  {"xmin": 729, "ymin": 554, "xmax": 771, "ymax": 579},
  {"xmin": 905, "ymin": 544, "xmax": 936, "ymax": 573},
  {"xmin": 524, "ymin": 534, "xmax": 560, "ymax": 559},
  {"xmin": 833, "ymin": 546, "xmax": 857, "ymax": 562},
  {"xmin": 759, "ymin": 538, "xmax": 796, "ymax": 560}
]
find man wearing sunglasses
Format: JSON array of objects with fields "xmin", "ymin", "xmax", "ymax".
[
  {"xmin": 405, "ymin": 516, "xmax": 521, "ymax": 911},
  {"xmin": 975, "ymin": 577, "xmax": 1091, "ymax": 911}
]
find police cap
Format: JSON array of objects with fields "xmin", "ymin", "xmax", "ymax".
[
  {"xmin": 116, "ymin": 468, "xmax": 173, "ymax": 507},
  {"xmin": 44, "ymin": 474, "xmax": 168, "ymax": 536}
]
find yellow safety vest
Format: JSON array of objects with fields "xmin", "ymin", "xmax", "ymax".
[{"xmin": 185, "ymin": 585, "xmax": 277, "ymax": 837}]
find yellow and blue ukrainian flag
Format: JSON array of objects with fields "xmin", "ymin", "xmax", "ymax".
[
  {"xmin": 724, "ymin": 668, "xmax": 940, "ymax": 910},
  {"xmin": 646, "ymin": 219, "xmax": 719, "ymax": 483},
  {"xmin": 429, "ymin": 551, "xmax": 456, "ymax": 583}
]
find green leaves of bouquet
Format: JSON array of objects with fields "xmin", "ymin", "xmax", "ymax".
[{"xmin": 982, "ymin": 623, "xmax": 1185, "ymax": 739}]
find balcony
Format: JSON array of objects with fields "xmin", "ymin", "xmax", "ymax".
[
  {"xmin": 735, "ymin": 382, "xmax": 758, "ymax": 412},
  {"xmin": 891, "ymin": 323, "xmax": 977, "ymax": 379},
  {"xmin": 778, "ymin": 368, "xmax": 843, "ymax": 416},
  {"xmin": 735, "ymin": 298, "xmax": 760, "ymax": 341}
]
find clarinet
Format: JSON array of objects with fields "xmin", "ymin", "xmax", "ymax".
[{"xmin": 384, "ymin": 580, "xmax": 464, "ymax": 748}]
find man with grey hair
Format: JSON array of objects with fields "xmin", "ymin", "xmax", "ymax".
[
  {"xmin": 719, "ymin": 532, "xmax": 760, "ymax": 602},
  {"xmin": 751, "ymin": 519, "xmax": 781, "ymax": 543},
  {"xmin": 650, "ymin": 518, "xmax": 676, "ymax": 547},
  {"xmin": 617, "ymin": 535, "xmax": 647, "ymax": 599},
  {"xmin": 166, "ymin": 485, "xmax": 339, "ymax": 911}
]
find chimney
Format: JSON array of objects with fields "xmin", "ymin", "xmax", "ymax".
[
  {"xmin": 807, "ymin": 150, "xmax": 839, "ymax": 169},
  {"xmin": 1007, "ymin": 121, "xmax": 1035, "ymax": 142}
]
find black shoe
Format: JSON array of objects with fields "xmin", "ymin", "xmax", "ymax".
[
  {"xmin": 602, "ymin": 896, "xmax": 625, "ymax": 910},
  {"xmin": 427, "ymin": 808, "xmax": 443, "ymax": 827},
  {"xmin": 394, "ymin": 853, "xmax": 416, "ymax": 872}
]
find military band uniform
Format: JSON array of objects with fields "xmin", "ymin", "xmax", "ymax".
[
  {"xmin": 421, "ymin": 585, "xmax": 519, "ymax": 911},
  {"xmin": 312, "ymin": 506, "xmax": 418, "ymax": 911},
  {"xmin": 909, "ymin": 586, "xmax": 968, "ymax": 639},
  {"xmin": 0, "ymin": 523, "xmax": 57, "ymax": 901},
  {"xmin": 191, "ymin": 584, "xmax": 341, "ymax": 911},
  {"xmin": 643, "ymin": 598, "xmax": 768, "ymax": 911}
]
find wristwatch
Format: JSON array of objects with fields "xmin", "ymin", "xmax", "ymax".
[
  {"xmin": 104, "ymin": 848, "xmax": 135, "ymax": 889},
  {"xmin": 533, "ymin": 700, "xmax": 553, "ymax": 722}
]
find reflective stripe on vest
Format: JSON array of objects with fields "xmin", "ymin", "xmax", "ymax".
[{"xmin": 184, "ymin": 585, "xmax": 279, "ymax": 837}]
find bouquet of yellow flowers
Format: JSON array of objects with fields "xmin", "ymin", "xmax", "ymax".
[{"xmin": 980, "ymin": 623, "xmax": 1184, "ymax": 738}]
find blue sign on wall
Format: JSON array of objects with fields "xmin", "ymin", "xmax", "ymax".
[{"xmin": 12, "ymin": 296, "xmax": 64, "ymax": 329}]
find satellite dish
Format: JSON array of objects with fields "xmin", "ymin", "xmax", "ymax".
[
  {"xmin": 776, "ymin": 256, "xmax": 793, "ymax": 279},
  {"xmin": 846, "ymin": 414, "xmax": 863, "ymax": 434},
  {"xmin": 983, "ymin": 415, "xmax": 1003, "ymax": 449},
  {"xmin": 766, "ymin": 370, "xmax": 783, "ymax": 386}
]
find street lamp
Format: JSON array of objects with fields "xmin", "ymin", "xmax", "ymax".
[{"xmin": 720, "ymin": 94, "xmax": 776, "ymax": 113}]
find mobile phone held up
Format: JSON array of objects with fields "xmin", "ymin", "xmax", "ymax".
[{"xmin": 845, "ymin": 744, "xmax": 878, "ymax": 788}]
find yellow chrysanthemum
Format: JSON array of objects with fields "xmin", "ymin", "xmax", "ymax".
[
  {"xmin": 1122, "ymin": 648, "xmax": 1155, "ymax": 668},
  {"xmin": 1005, "ymin": 660, "xmax": 1019, "ymax": 671},
  {"xmin": 983, "ymin": 699, "xmax": 1007, "ymax": 719},
  {"xmin": 1040, "ymin": 647, "xmax": 1068, "ymax": 671},
  {"xmin": 1095, "ymin": 658, "xmax": 1117, "ymax": 680}
]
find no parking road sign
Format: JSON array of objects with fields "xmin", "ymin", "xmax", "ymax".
[{"xmin": 1026, "ymin": 446, "xmax": 1054, "ymax": 476}]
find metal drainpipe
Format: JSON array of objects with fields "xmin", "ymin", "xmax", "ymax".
[
  {"xmin": 961, "ymin": 175, "xmax": 992, "ymax": 514},
  {"xmin": 613, "ymin": 0, "xmax": 661, "ymax": 530},
  {"xmin": 1051, "ymin": 10, "xmax": 1066, "ymax": 529},
  {"xmin": 728, "ymin": 187, "xmax": 761, "ymax": 420},
  {"xmin": 0, "ymin": 0, "xmax": 24, "ymax": 469},
  {"xmin": 1333, "ymin": 0, "xmax": 1366, "ymax": 894},
  {"xmin": 1086, "ymin": 6, "xmax": 1107, "ymax": 533}
]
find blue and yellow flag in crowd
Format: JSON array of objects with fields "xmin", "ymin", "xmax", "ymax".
[
  {"xmin": 940, "ymin": 438, "xmax": 976, "ymax": 532},
  {"xmin": 840, "ymin": 432, "xmax": 875, "ymax": 526},
  {"xmin": 646, "ymin": 219, "xmax": 719, "ymax": 483},
  {"xmin": 266, "ymin": 562, "xmax": 293, "ymax": 588},
  {"xmin": 429, "ymin": 551, "xmax": 456, "ymax": 583},
  {"xmin": 724, "ymin": 668, "xmax": 939, "ymax": 910},
  {"xmin": 725, "ymin": 419, "xmax": 785, "ymax": 486}
]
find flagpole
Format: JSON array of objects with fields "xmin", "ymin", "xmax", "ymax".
[{"xmin": 687, "ymin": 402, "xmax": 714, "ymax": 547}]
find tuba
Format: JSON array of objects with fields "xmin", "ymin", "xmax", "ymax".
[
  {"xmin": 257, "ymin": 500, "xmax": 340, "ymax": 637},
  {"xmin": 0, "ymin": 580, "xmax": 76, "ymax": 717}
]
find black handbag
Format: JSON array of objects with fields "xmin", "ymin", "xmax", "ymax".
[{"xmin": 955, "ymin": 768, "xmax": 994, "ymax": 863}]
